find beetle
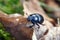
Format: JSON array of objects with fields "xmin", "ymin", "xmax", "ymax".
[{"xmin": 27, "ymin": 13, "xmax": 44, "ymax": 28}]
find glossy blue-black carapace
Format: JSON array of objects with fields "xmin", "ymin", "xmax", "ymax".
[{"xmin": 27, "ymin": 14, "xmax": 44, "ymax": 25}]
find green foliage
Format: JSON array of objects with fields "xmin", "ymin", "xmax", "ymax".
[
  {"xmin": 0, "ymin": 0, "xmax": 24, "ymax": 15},
  {"xmin": 0, "ymin": 23, "xmax": 12, "ymax": 40}
]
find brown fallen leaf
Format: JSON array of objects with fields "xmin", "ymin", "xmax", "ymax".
[{"xmin": 0, "ymin": 12, "xmax": 33, "ymax": 40}]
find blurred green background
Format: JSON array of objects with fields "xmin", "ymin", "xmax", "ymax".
[{"xmin": 0, "ymin": 0, "xmax": 24, "ymax": 15}]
